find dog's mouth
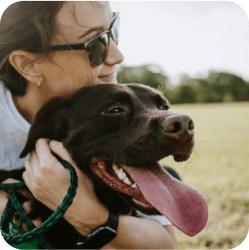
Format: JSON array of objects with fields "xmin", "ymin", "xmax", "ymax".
[
  {"xmin": 89, "ymin": 157, "xmax": 153, "ymax": 208},
  {"xmin": 89, "ymin": 156, "xmax": 208, "ymax": 237}
]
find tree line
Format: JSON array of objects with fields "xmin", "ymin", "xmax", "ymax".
[{"xmin": 117, "ymin": 64, "xmax": 249, "ymax": 104}]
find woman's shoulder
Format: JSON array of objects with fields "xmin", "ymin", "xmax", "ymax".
[
  {"xmin": 0, "ymin": 81, "xmax": 8, "ymax": 109},
  {"xmin": 0, "ymin": 121, "xmax": 29, "ymax": 171},
  {"xmin": 0, "ymin": 81, "xmax": 30, "ymax": 131},
  {"xmin": 0, "ymin": 81, "xmax": 30, "ymax": 170}
]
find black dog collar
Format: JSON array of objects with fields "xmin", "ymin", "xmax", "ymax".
[{"xmin": 76, "ymin": 211, "xmax": 119, "ymax": 249}]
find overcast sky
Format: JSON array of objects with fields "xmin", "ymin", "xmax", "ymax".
[{"xmin": 111, "ymin": 1, "xmax": 249, "ymax": 85}]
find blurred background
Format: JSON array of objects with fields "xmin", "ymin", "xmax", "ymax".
[
  {"xmin": 111, "ymin": 1, "xmax": 249, "ymax": 104},
  {"xmin": 111, "ymin": 1, "xmax": 249, "ymax": 249}
]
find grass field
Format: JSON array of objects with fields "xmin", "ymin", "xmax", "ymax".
[{"xmin": 160, "ymin": 102, "xmax": 249, "ymax": 249}]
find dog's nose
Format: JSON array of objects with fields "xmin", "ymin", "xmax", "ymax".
[{"xmin": 162, "ymin": 114, "xmax": 194, "ymax": 135}]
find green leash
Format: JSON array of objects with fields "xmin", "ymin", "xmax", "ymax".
[{"xmin": 0, "ymin": 155, "xmax": 78, "ymax": 249}]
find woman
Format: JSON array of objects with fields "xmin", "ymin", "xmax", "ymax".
[{"xmin": 0, "ymin": 2, "xmax": 178, "ymax": 249}]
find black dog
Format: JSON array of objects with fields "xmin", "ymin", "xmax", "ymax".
[{"xmin": 1, "ymin": 84, "xmax": 208, "ymax": 248}]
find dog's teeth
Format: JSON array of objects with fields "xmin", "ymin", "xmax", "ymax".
[
  {"xmin": 112, "ymin": 164, "xmax": 135, "ymax": 186},
  {"xmin": 112, "ymin": 163, "xmax": 118, "ymax": 171},
  {"xmin": 123, "ymin": 177, "xmax": 132, "ymax": 185},
  {"xmin": 117, "ymin": 168, "xmax": 127, "ymax": 180}
]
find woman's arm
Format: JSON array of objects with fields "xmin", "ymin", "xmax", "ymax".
[
  {"xmin": 102, "ymin": 216, "xmax": 178, "ymax": 249},
  {"xmin": 23, "ymin": 139, "xmax": 178, "ymax": 249}
]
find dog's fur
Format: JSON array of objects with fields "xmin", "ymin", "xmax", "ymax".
[{"xmin": 1, "ymin": 84, "xmax": 194, "ymax": 248}]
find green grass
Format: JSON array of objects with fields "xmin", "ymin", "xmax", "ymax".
[{"xmin": 160, "ymin": 102, "xmax": 249, "ymax": 249}]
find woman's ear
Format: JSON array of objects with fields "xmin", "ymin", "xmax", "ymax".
[{"xmin": 8, "ymin": 50, "xmax": 43, "ymax": 83}]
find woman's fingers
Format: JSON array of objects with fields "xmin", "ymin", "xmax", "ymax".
[
  {"xmin": 1, "ymin": 178, "xmax": 33, "ymax": 200},
  {"xmin": 1, "ymin": 190, "xmax": 36, "ymax": 233},
  {"xmin": 21, "ymin": 138, "xmax": 108, "ymax": 235},
  {"xmin": 22, "ymin": 217, "xmax": 43, "ymax": 232},
  {"xmin": 22, "ymin": 200, "xmax": 34, "ymax": 214},
  {"xmin": 23, "ymin": 139, "xmax": 73, "ymax": 210},
  {"xmin": 0, "ymin": 191, "xmax": 9, "ymax": 216},
  {"xmin": 12, "ymin": 216, "xmax": 43, "ymax": 233},
  {"xmin": 48, "ymin": 140, "xmax": 95, "ymax": 190},
  {"xmin": 34, "ymin": 139, "xmax": 74, "ymax": 167},
  {"xmin": 49, "ymin": 140, "xmax": 75, "ymax": 165}
]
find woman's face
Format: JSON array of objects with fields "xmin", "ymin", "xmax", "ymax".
[{"xmin": 36, "ymin": 1, "xmax": 124, "ymax": 99}]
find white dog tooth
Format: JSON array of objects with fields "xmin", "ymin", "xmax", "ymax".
[
  {"xmin": 112, "ymin": 163, "xmax": 118, "ymax": 171},
  {"xmin": 112, "ymin": 165, "xmax": 134, "ymax": 185},
  {"xmin": 131, "ymin": 183, "xmax": 138, "ymax": 189},
  {"xmin": 117, "ymin": 169, "xmax": 127, "ymax": 180},
  {"xmin": 123, "ymin": 177, "xmax": 132, "ymax": 185}
]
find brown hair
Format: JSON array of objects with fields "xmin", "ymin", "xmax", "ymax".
[{"xmin": 0, "ymin": 1, "xmax": 64, "ymax": 96}]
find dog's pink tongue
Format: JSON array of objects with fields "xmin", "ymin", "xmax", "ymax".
[{"xmin": 122, "ymin": 163, "xmax": 208, "ymax": 236}]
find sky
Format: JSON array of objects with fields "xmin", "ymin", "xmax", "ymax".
[{"xmin": 110, "ymin": 1, "xmax": 249, "ymax": 85}]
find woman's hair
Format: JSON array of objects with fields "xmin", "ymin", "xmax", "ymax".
[{"xmin": 0, "ymin": 1, "xmax": 64, "ymax": 96}]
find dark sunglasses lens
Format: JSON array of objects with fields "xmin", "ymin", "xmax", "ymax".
[{"xmin": 88, "ymin": 33, "xmax": 109, "ymax": 67}]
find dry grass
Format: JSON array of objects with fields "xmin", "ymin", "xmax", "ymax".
[{"xmin": 160, "ymin": 102, "xmax": 249, "ymax": 249}]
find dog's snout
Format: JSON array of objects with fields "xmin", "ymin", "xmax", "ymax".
[{"xmin": 163, "ymin": 114, "xmax": 194, "ymax": 135}]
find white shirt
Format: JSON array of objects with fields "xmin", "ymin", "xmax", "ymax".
[{"xmin": 0, "ymin": 81, "xmax": 30, "ymax": 170}]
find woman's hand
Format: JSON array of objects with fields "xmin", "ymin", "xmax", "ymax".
[
  {"xmin": 21, "ymin": 139, "xmax": 178, "ymax": 249},
  {"xmin": 0, "ymin": 179, "xmax": 42, "ymax": 232},
  {"xmin": 23, "ymin": 139, "xmax": 109, "ymax": 236}
]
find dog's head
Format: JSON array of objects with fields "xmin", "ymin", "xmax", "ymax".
[{"xmin": 20, "ymin": 84, "xmax": 208, "ymax": 236}]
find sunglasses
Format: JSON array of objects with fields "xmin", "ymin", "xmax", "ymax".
[{"xmin": 49, "ymin": 12, "xmax": 120, "ymax": 67}]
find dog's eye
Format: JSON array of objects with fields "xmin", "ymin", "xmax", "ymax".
[
  {"xmin": 105, "ymin": 106, "xmax": 126, "ymax": 114},
  {"xmin": 161, "ymin": 105, "xmax": 169, "ymax": 111}
]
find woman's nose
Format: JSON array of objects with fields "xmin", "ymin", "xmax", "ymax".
[{"xmin": 104, "ymin": 39, "xmax": 124, "ymax": 66}]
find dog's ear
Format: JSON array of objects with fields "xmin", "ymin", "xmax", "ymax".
[{"xmin": 20, "ymin": 97, "xmax": 68, "ymax": 158}]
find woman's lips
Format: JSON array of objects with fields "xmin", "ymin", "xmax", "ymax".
[
  {"xmin": 98, "ymin": 74, "xmax": 117, "ymax": 84},
  {"xmin": 98, "ymin": 72, "xmax": 116, "ymax": 79}
]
